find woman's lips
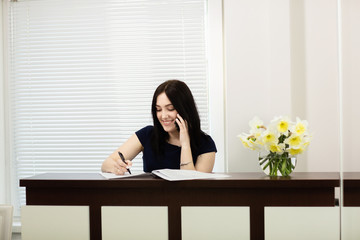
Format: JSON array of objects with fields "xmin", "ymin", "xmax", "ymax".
[{"xmin": 162, "ymin": 120, "xmax": 174, "ymax": 126}]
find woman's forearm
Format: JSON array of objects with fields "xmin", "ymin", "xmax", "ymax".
[{"xmin": 179, "ymin": 144, "xmax": 195, "ymax": 170}]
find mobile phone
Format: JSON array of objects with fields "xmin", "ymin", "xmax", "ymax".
[{"xmin": 175, "ymin": 120, "xmax": 180, "ymax": 131}]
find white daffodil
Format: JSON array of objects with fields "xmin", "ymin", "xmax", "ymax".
[
  {"xmin": 286, "ymin": 133, "xmax": 311, "ymax": 155},
  {"xmin": 238, "ymin": 134, "xmax": 258, "ymax": 150},
  {"xmin": 271, "ymin": 116, "xmax": 291, "ymax": 133},
  {"xmin": 249, "ymin": 116, "xmax": 265, "ymax": 131},
  {"xmin": 291, "ymin": 117, "xmax": 308, "ymax": 135},
  {"xmin": 261, "ymin": 130, "xmax": 277, "ymax": 145},
  {"xmin": 285, "ymin": 133, "xmax": 303, "ymax": 147},
  {"xmin": 288, "ymin": 146, "xmax": 305, "ymax": 156},
  {"xmin": 266, "ymin": 143, "xmax": 285, "ymax": 154}
]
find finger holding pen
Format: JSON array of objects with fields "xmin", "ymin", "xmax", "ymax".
[
  {"xmin": 113, "ymin": 159, "xmax": 132, "ymax": 175},
  {"xmin": 113, "ymin": 159, "xmax": 131, "ymax": 175},
  {"xmin": 118, "ymin": 151, "xmax": 132, "ymax": 174}
]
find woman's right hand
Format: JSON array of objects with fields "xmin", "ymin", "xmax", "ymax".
[
  {"xmin": 101, "ymin": 133, "xmax": 142, "ymax": 174},
  {"xmin": 114, "ymin": 158, "xmax": 132, "ymax": 175},
  {"xmin": 102, "ymin": 157, "xmax": 132, "ymax": 175}
]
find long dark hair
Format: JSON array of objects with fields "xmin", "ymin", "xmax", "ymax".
[{"xmin": 151, "ymin": 79, "xmax": 206, "ymax": 158}]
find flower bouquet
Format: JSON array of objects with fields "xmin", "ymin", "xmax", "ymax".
[{"xmin": 239, "ymin": 116, "xmax": 311, "ymax": 176}]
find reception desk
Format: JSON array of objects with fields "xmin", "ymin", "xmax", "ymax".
[{"xmin": 20, "ymin": 172, "xmax": 339, "ymax": 240}]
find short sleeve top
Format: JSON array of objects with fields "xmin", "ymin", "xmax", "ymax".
[{"xmin": 135, "ymin": 125, "xmax": 217, "ymax": 172}]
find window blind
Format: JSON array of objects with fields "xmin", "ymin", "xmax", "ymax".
[{"xmin": 7, "ymin": 0, "xmax": 209, "ymax": 215}]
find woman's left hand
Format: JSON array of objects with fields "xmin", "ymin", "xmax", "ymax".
[{"xmin": 175, "ymin": 114, "xmax": 191, "ymax": 148}]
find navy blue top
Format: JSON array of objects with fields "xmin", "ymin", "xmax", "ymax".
[{"xmin": 135, "ymin": 125, "xmax": 217, "ymax": 172}]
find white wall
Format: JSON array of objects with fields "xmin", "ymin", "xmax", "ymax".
[
  {"xmin": 301, "ymin": 0, "xmax": 340, "ymax": 172},
  {"xmin": 342, "ymin": 0, "xmax": 360, "ymax": 172},
  {"xmin": 224, "ymin": 0, "xmax": 341, "ymax": 172}
]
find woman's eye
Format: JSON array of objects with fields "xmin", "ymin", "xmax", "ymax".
[{"xmin": 156, "ymin": 109, "xmax": 161, "ymax": 112}]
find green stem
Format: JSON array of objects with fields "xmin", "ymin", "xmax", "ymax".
[
  {"xmin": 260, "ymin": 153, "xmax": 296, "ymax": 176},
  {"xmin": 262, "ymin": 160, "xmax": 271, "ymax": 171},
  {"xmin": 259, "ymin": 157, "xmax": 268, "ymax": 166},
  {"xmin": 281, "ymin": 157, "xmax": 287, "ymax": 174}
]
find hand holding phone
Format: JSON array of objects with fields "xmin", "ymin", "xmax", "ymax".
[{"xmin": 176, "ymin": 114, "xmax": 190, "ymax": 148}]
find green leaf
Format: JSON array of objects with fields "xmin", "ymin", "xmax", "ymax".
[{"xmin": 262, "ymin": 160, "xmax": 271, "ymax": 170}]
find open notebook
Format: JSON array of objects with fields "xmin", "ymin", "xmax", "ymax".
[
  {"xmin": 152, "ymin": 169, "xmax": 230, "ymax": 181},
  {"xmin": 100, "ymin": 171, "xmax": 146, "ymax": 179}
]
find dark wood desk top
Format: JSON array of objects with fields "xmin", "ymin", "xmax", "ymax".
[
  {"xmin": 343, "ymin": 172, "xmax": 360, "ymax": 178},
  {"xmin": 20, "ymin": 172, "xmax": 340, "ymax": 189},
  {"xmin": 343, "ymin": 172, "xmax": 360, "ymax": 186}
]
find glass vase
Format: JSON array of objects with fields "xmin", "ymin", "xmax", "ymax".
[{"xmin": 258, "ymin": 152, "xmax": 297, "ymax": 177}]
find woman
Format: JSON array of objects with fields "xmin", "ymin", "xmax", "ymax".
[{"xmin": 101, "ymin": 80, "xmax": 217, "ymax": 175}]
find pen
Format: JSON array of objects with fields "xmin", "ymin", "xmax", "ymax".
[{"xmin": 118, "ymin": 151, "xmax": 131, "ymax": 174}]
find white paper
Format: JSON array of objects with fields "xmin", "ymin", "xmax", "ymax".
[
  {"xmin": 151, "ymin": 169, "xmax": 230, "ymax": 181},
  {"xmin": 100, "ymin": 171, "xmax": 146, "ymax": 179}
]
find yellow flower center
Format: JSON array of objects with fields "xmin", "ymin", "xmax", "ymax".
[
  {"xmin": 278, "ymin": 121, "xmax": 288, "ymax": 133},
  {"xmin": 263, "ymin": 133, "xmax": 276, "ymax": 143},
  {"xmin": 269, "ymin": 144, "xmax": 281, "ymax": 153},
  {"xmin": 289, "ymin": 135, "xmax": 301, "ymax": 146}
]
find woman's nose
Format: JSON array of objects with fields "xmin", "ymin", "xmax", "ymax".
[{"xmin": 162, "ymin": 110, "xmax": 168, "ymax": 118}]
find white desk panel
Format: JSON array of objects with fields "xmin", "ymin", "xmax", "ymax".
[
  {"xmin": 102, "ymin": 206, "xmax": 168, "ymax": 240},
  {"xmin": 21, "ymin": 206, "xmax": 89, "ymax": 240},
  {"xmin": 265, "ymin": 207, "xmax": 339, "ymax": 240},
  {"xmin": 182, "ymin": 207, "xmax": 250, "ymax": 240},
  {"xmin": 342, "ymin": 207, "xmax": 360, "ymax": 240}
]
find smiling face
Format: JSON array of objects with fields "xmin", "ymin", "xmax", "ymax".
[{"xmin": 156, "ymin": 92, "xmax": 178, "ymax": 133}]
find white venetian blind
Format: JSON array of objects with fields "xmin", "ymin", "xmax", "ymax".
[{"xmin": 7, "ymin": 0, "xmax": 209, "ymax": 214}]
